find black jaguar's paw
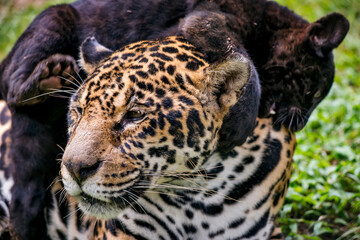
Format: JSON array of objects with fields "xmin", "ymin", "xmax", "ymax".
[
  {"xmin": 11, "ymin": 54, "xmax": 79, "ymax": 106},
  {"xmin": 38, "ymin": 54, "xmax": 79, "ymax": 91}
]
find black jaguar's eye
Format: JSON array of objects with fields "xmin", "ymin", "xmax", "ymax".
[{"xmin": 314, "ymin": 90, "xmax": 321, "ymax": 98}]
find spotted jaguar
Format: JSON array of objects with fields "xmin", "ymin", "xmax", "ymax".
[
  {"xmin": 0, "ymin": 35, "xmax": 295, "ymax": 239},
  {"xmin": 59, "ymin": 35, "xmax": 296, "ymax": 239},
  {"xmin": 0, "ymin": 111, "xmax": 295, "ymax": 240}
]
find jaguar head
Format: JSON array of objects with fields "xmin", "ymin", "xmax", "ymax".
[
  {"xmin": 259, "ymin": 12, "xmax": 349, "ymax": 131},
  {"xmin": 61, "ymin": 36, "xmax": 253, "ymax": 218}
]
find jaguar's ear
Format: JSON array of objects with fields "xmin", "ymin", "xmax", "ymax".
[
  {"xmin": 199, "ymin": 54, "xmax": 260, "ymax": 152},
  {"xmin": 308, "ymin": 13, "xmax": 349, "ymax": 58},
  {"xmin": 200, "ymin": 53, "xmax": 251, "ymax": 116},
  {"xmin": 180, "ymin": 6, "xmax": 260, "ymax": 151},
  {"xmin": 79, "ymin": 36, "xmax": 114, "ymax": 74},
  {"xmin": 217, "ymin": 65, "xmax": 260, "ymax": 152}
]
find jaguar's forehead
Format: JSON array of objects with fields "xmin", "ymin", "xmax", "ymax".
[{"xmin": 77, "ymin": 36, "xmax": 209, "ymax": 109}]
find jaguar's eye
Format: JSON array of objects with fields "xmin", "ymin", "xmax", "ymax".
[
  {"xmin": 114, "ymin": 110, "xmax": 146, "ymax": 132},
  {"xmin": 125, "ymin": 110, "xmax": 145, "ymax": 121},
  {"xmin": 314, "ymin": 90, "xmax": 321, "ymax": 98}
]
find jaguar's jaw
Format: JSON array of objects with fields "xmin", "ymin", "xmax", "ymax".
[
  {"xmin": 76, "ymin": 193, "xmax": 124, "ymax": 219},
  {"xmin": 61, "ymin": 163, "xmax": 151, "ymax": 219},
  {"xmin": 64, "ymin": 185, "xmax": 145, "ymax": 219}
]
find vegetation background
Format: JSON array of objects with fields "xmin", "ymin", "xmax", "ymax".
[{"xmin": 0, "ymin": 0, "xmax": 359, "ymax": 239}]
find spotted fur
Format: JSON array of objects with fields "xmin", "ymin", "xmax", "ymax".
[
  {"xmin": 0, "ymin": 36, "xmax": 296, "ymax": 239},
  {"xmin": 0, "ymin": 101, "xmax": 13, "ymax": 237},
  {"xmin": 57, "ymin": 36, "xmax": 294, "ymax": 239},
  {"xmin": 50, "ymin": 117, "xmax": 295, "ymax": 240}
]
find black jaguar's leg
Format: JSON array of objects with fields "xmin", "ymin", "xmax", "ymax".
[
  {"xmin": 9, "ymin": 100, "xmax": 68, "ymax": 240},
  {"xmin": 0, "ymin": 4, "xmax": 81, "ymax": 106},
  {"xmin": 0, "ymin": 4, "xmax": 81, "ymax": 239}
]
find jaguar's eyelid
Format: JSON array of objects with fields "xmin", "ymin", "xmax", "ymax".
[
  {"xmin": 128, "ymin": 102, "xmax": 150, "ymax": 113},
  {"xmin": 134, "ymin": 102, "xmax": 148, "ymax": 107}
]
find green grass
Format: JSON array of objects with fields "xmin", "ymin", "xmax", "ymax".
[
  {"xmin": 1, "ymin": 0, "xmax": 359, "ymax": 239},
  {"xmin": 0, "ymin": 0, "xmax": 73, "ymax": 60},
  {"xmin": 275, "ymin": 0, "xmax": 360, "ymax": 239}
]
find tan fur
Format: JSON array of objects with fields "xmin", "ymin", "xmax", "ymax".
[{"xmin": 201, "ymin": 55, "xmax": 250, "ymax": 113}]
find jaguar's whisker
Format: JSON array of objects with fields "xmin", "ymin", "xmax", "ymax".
[
  {"xmin": 61, "ymin": 72, "xmax": 83, "ymax": 87},
  {"xmin": 144, "ymin": 190, "xmax": 182, "ymax": 198},
  {"xmin": 73, "ymin": 69, "xmax": 85, "ymax": 84},
  {"xmin": 124, "ymin": 190, "xmax": 148, "ymax": 215},
  {"xmin": 57, "ymin": 144, "xmax": 66, "ymax": 153},
  {"xmin": 47, "ymin": 88, "xmax": 76, "ymax": 93},
  {"xmin": 121, "ymin": 196, "xmax": 139, "ymax": 214},
  {"xmin": 47, "ymin": 177, "xmax": 62, "ymax": 190},
  {"xmin": 21, "ymin": 90, "xmax": 68, "ymax": 103},
  {"xmin": 150, "ymin": 176, "xmax": 243, "ymax": 204},
  {"xmin": 288, "ymin": 112, "xmax": 296, "ymax": 131},
  {"xmin": 64, "ymin": 204, "xmax": 81, "ymax": 219},
  {"xmin": 59, "ymin": 189, "xmax": 69, "ymax": 207}
]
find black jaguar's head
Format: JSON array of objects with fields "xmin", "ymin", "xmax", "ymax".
[{"xmin": 259, "ymin": 13, "xmax": 349, "ymax": 132}]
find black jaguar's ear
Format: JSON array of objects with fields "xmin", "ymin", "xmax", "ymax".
[
  {"xmin": 308, "ymin": 13, "xmax": 349, "ymax": 58},
  {"xmin": 79, "ymin": 36, "xmax": 114, "ymax": 73},
  {"xmin": 179, "ymin": 4, "xmax": 233, "ymax": 63}
]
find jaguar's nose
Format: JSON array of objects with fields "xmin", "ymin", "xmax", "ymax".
[{"xmin": 63, "ymin": 160, "xmax": 103, "ymax": 183}]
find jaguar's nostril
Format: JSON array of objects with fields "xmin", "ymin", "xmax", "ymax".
[{"xmin": 73, "ymin": 160, "xmax": 103, "ymax": 182}]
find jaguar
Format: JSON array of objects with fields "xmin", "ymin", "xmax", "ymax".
[
  {"xmin": 0, "ymin": 34, "xmax": 295, "ymax": 239},
  {"xmin": 0, "ymin": 0, "xmax": 348, "ymax": 238}
]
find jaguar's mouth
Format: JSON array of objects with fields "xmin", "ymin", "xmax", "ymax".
[
  {"xmin": 75, "ymin": 175, "xmax": 150, "ymax": 219},
  {"xmin": 77, "ymin": 193, "xmax": 123, "ymax": 219},
  {"xmin": 273, "ymin": 106, "xmax": 308, "ymax": 132}
]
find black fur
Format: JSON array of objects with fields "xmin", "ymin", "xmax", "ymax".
[{"xmin": 80, "ymin": 37, "xmax": 114, "ymax": 67}]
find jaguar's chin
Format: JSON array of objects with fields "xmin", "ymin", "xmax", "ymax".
[
  {"xmin": 75, "ymin": 179, "xmax": 149, "ymax": 219},
  {"xmin": 77, "ymin": 194, "xmax": 122, "ymax": 219},
  {"xmin": 77, "ymin": 192, "xmax": 135, "ymax": 219}
]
